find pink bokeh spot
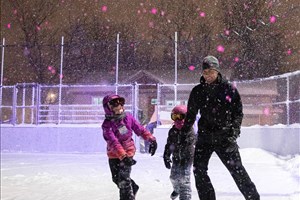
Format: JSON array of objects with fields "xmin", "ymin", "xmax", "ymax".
[
  {"xmin": 51, "ymin": 69, "xmax": 56, "ymax": 74},
  {"xmin": 13, "ymin": 9, "xmax": 17, "ymax": 15},
  {"xmin": 270, "ymin": 16, "xmax": 276, "ymax": 23},
  {"xmin": 287, "ymin": 49, "xmax": 292, "ymax": 55},
  {"xmin": 101, "ymin": 5, "xmax": 107, "ymax": 12},
  {"xmin": 7, "ymin": 23, "xmax": 11, "ymax": 29},
  {"xmin": 188, "ymin": 65, "xmax": 195, "ymax": 71},
  {"xmin": 234, "ymin": 57, "xmax": 239, "ymax": 62},
  {"xmin": 151, "ymin": 8, "xmax": 157, "ymax": 14},
  {"xmin": 263, "ymin": 107, "xmax": 270, "ymax": 116},
  {"xmin": 48, "ymin": 66, "xmax": 53, "ymax": 71},
  {"xmin": 199, "ymin": 12, "xmax": 206, "ymax": 17},
  {"xmin": 36, "ymin": 26, "xmax": 41, "ymax": 31},
  {"xmin": 224, "ymin": 29, "xmax": 230, "ymax": 35},
  {"xmin": 217, "ymin": 45, "xmax": 225, "ymax": 53},
  {"xmin": 59, "ymin": 74, "xmax": 64, "ymax": 79},
  {"xmin": 226, "ymin": 95, "xmax": 232, "ymax": 102}
]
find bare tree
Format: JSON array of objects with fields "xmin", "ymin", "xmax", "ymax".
[
  {"xmin": 219, "ymin": 0, "xmax": 286, "ymax": 79},
  {"xmin": 8, "ymin": 0, "xmax": 61, "ymax": 84},
  {"xmin": 145, "ymin": 0, "xmax": 213, "ymax": 69},
  {"xmin": 62, "ymin": 16, "xmax": 138, "ymax": 83}
]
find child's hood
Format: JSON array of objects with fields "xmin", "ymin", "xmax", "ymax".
[{"xmin": 102, "ymin": 94, "xmax": 125, "ymax": 115}]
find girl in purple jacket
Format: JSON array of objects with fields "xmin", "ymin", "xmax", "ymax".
[{"xmin": 102, "ymin": 94, "xmax": 157, "ymax": 200}]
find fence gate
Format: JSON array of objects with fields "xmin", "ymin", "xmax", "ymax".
[{"xmin": 13, "ymin": 83, "xmax": 38, "ymax": 124}]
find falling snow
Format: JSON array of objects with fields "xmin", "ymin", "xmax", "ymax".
[
  {"xmin": 0, "ymin": 2, "xmax": 299, "ymax": 198},
  {"xmin": 1, "ymin": 0, "xmax": 299, "ymax": 84}
]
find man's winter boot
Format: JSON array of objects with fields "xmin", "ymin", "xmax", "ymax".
[
  {"xmin": 133, "ymin": 184, "xmax": 139, "ymax": 197},
  {"xmin": 170, "ymin": 191, "xmax": 179, "ymax": 200}
]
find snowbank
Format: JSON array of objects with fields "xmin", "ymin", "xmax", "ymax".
[
  {"xmin": 1, "ymin": 124, "xmax": 299, "ymax": 156},
  {"xmin": 1, "ymin": 149, "xmax": 299, "ymax": 200}
]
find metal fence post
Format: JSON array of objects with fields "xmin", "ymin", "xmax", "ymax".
[
  {"xmin": 174, "ymin": 32, "xmax": 178, "ymax": 86},
  {"xmin": 133, "ymin": 82, "xmax": 139, "ymax": 120},
  {"xmin": 133, "ymin": 82, "xmax": 139, "ymax": 151},
  {"xmin": 58, "ymin": 36, "xmax": 64, "ymax": 124},
  {"xmin": 31, "ymin": 84, "xmax": 35, "ymax": 124},
  {"xmin": 115, "ymin": 33, "xmax": 120, "ymax": 94},
  {"xmin": 174, "ymin": 83, "xmax": 177, "ymax": 105},
  {"xmin": 286, "ymin": 76, "xmax": 290, "ymax": 125},
  {"xmin": 12, "ymin": 85, "xmax": 17, "ymax": 125},
  {"xmin": 0, "ymin": 38, "xmax": 5, "ymax": 122},
  {"xmin": 36, "ymin": 84, "xmax": 41, "ymax": 125},
  {"xmin": 21, "ymin": 84, "xmax": 26, "ymax": 124},
  {"xmin": 156, "ymin": 83, "xmax": 161, "ymax": 123}
]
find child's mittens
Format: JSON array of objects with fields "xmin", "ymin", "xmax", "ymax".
[
  {"xmin": 164, "ymin": 157, "xmax": 172, "ymax": 169},
  {"xmin": 122, "ymin": 157, "xmax": 137, "ymax": 166},
  {"xmin": 149, "ymin": 140, "xmax": 157, "ymax": 156}
]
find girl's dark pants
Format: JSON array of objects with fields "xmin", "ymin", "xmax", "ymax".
[{"xmin": 109, "ymin": 158, "xmax": 139, "ymax": 200}]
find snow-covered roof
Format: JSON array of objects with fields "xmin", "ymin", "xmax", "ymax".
[
  {"xmin": 237, "ymin": 81, "xmax": 278, "ymax": 95},
  {"xmin": 122, "ymin": 70, "xmax": 166, "ymax": 84},
  {"xmin": 78, "ymin": 68, "xmax": 232, "ymax": 85}
]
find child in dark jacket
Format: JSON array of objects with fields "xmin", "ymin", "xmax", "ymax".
[
  {"xmin": 163, "ymin": 105, "xmax": 195, "ymax": 200},
  {"xmin": 102, "ymin": 94, "xmax": 157, "ymax": 200}
]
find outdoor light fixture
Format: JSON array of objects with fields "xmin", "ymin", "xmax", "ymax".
[{"xmin": 46, "ymin": 92, "xmax": 57, "ymax": 103}]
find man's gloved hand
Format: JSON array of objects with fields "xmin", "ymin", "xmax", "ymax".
[
  {"xmin": 149, "ymin": 140, "xmax": 157, "ymax": 156},
  {"xmin": 225, "ymin": 128, "xmax": 240, "ymax": 153},
  {"xmin": 228, "ymin": 128, "xmax": 240, "ymax": 143},
  {"xmin": 227, "ymin": 135, "xmax": 237, "ymax": 143},
  {"xmin": 122, "ymin": 157, "xmax": 137, "ymax": 166},
  {"xmin": 164, "ymin": 157, "xmax": 172, "ymax": 169},
  {"xmin": 225, "ymin": 142, "xmax": 239, "ymax": 153}
]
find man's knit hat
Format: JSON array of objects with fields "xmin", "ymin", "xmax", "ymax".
[{"xmin": 202, "ymin": 56, "xmax": 220, "ymax": 72}]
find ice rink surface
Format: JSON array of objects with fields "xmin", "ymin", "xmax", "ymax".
[{"xmin": 1, "ymin": 148, "xmax": 299, "ymax": 200}]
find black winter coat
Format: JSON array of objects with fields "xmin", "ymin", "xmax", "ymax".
[
  {"xmin": 184, "ymin": 74, "xmax": 243, "ymax": 134},
  {"xmin": 163, "ymin": 126, "xmax": 195, "ymax": 166}
]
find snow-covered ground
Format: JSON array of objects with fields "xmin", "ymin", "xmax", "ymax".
[{"xmin": 1, "ymin": 148, "xmax": 299, "ymax": 200}]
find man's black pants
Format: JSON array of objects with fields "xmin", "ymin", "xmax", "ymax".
[{"xmin": 193, "ymin": 135, "xmax": 260, "ymax": 200}]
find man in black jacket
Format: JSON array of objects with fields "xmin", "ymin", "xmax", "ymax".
[{"xmin": 182, "ymin": 56, "xmax": 260, "ymax": 200}]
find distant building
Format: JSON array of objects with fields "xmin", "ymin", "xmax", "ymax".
[{"xmin": 66, "ymin": 69, "xmax": 282, "ymax": 126}]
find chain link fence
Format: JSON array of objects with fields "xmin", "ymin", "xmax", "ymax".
[{"xmin": 1, "ymin": 70, "xmax": 299, "ymax": 126}]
